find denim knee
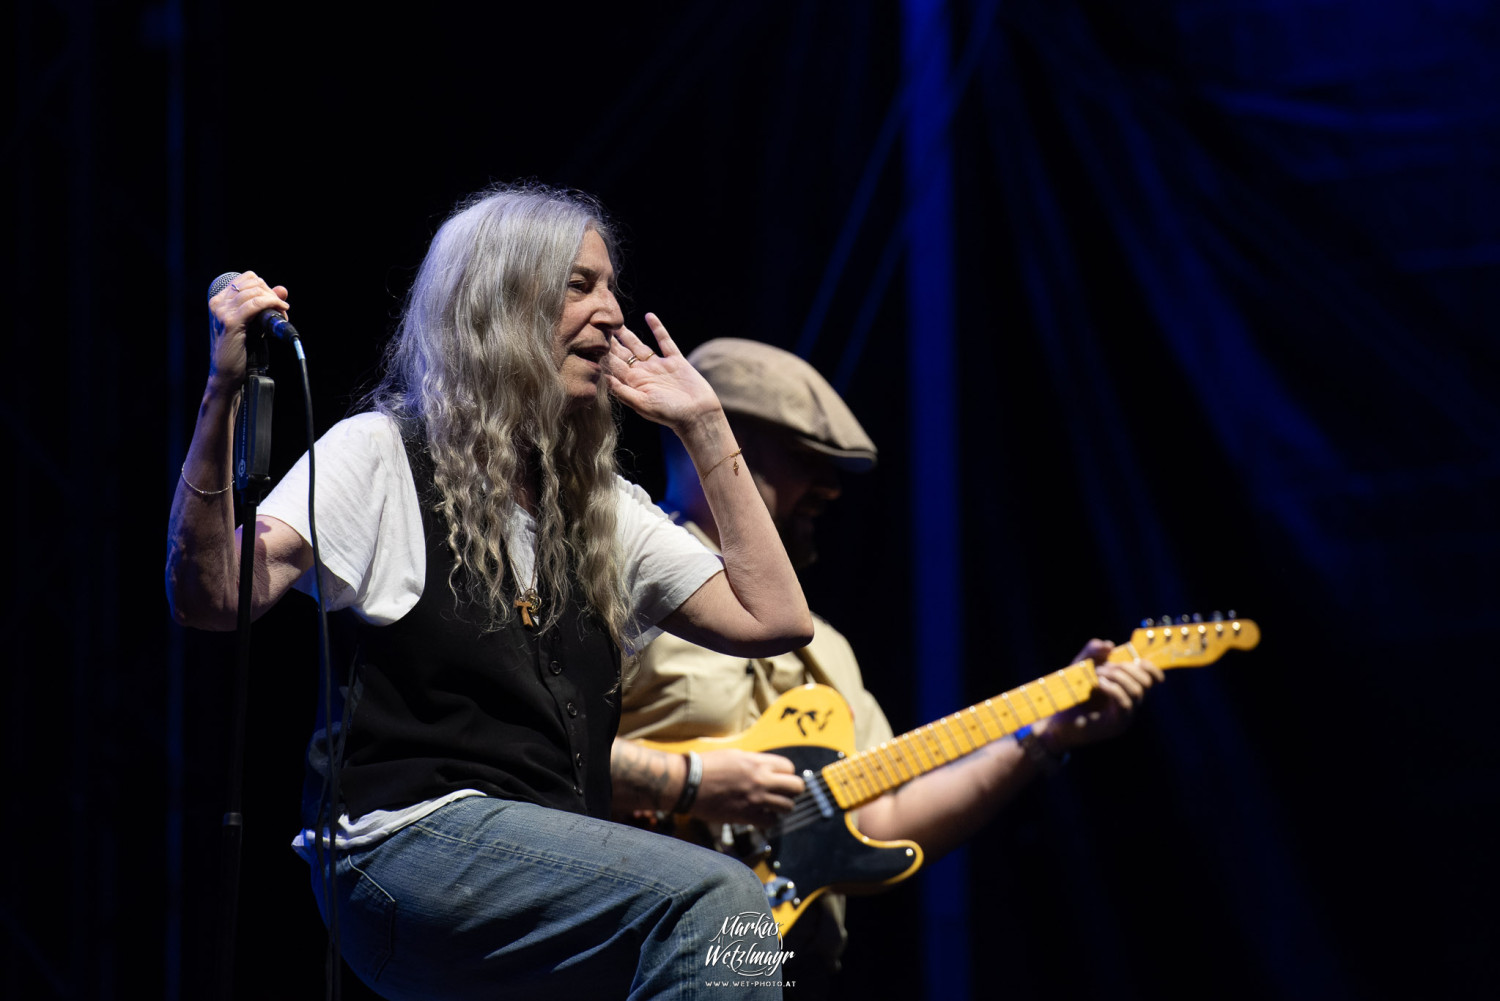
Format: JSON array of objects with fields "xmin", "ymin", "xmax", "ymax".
[{"xmin": 696, "ymin": 853, "xmax": 773, "ymax": 918}]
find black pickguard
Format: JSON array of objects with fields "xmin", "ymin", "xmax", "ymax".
[{"xmin": 756, "ymin": 744, "xmax": 920, "ymax": 902}]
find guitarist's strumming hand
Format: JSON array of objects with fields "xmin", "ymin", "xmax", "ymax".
[
  {"xmin": 1032, "ymin": 638, "xmax": 1165, "ymax": 752},
  {"xmin": 610, "ymin": 738, "xmax": 805, "ymax": 828},
  {"xmin": 695, "ymin": 749, "xmax": 807, "ymax": 827}
]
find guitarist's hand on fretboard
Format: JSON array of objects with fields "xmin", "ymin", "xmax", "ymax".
[
  {"xmin": 631, "ymin": 616, "xmax": 1255, "ymax": 936},
  {"xmin": 1035, "ymin": 638, "xmax": 1165, "ymax": 752}
]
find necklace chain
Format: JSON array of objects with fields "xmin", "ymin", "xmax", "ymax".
[{"xmin": 509, "ymin": 541, "xmax": 540, "ymax": 629}]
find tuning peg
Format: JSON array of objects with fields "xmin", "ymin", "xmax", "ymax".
[
  {"xmin": 1141, "ymin": 617, "xmax": 1156, "ymax": 627},
  {"xmin": 1210, "ymin": 611, "xmax": 1224, "ymax": 622},
  {"xmin": 1192, "ymin": 612, "xmax": 1203, "ymax": 623},
  {"xmin": 1227, "ymin": 609, "xmax": 1237, "ymax": 620},
  {"xmin": 1179, "ymin": 614, "xmax": 1192, "ymax": 624}
]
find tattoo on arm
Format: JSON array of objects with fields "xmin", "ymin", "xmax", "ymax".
[{"xmin": 611, "ymin": 741, "xmax": 679, "ymax": 812}]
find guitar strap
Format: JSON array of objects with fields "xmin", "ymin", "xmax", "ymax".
[
  {"xmin": 793, "ymin": 643, "xmax": 835, "ymax": 689},
  {"xmin": 787, "ymin": 622, "xmax": 894, "ymax": 753}
]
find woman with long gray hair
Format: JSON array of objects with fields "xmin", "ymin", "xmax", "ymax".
[{"xmin": 166, "ymin": 183, "xmax": 812, "ymax": 998}]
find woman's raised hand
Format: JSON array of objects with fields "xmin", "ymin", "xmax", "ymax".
[{"xmin": 606, "ymin": 313, "xmax": 723, "ymax": 434}]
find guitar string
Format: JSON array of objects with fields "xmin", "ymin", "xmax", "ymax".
[
  {"xmin": 772, "ymin": 803, "xmax": 819, "ymax": 836},
  {"xmin": 772, "ymin": 775, "xmax": 845, "ymax": 836},
  {"xmin": 760, "ymin": 782, "xmax": 825, "ymax": 838},
  {"xmin": 772, "ymin": 793, "xmax": 820, "ymax": 833}
]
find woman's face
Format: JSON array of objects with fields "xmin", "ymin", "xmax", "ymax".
[{"xmin": 552, "ymin": 228, "xmax": 622, "ymax": 408}]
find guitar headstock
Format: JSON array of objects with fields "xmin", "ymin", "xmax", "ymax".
[{"xmin": 1118, "ymin": 613, "xmax": 1260, "ymax": 670}]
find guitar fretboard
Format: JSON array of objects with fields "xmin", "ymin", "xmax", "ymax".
[{"xmin": 821, "ymin": 662, "xmax": 1099, "ymax": 810}]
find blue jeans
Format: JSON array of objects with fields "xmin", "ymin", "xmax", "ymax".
[{"xmin": 310, "ymin": 797, "xmax": 786, "ymax": 1000}]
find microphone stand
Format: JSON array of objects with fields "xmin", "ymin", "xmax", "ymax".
[{"xmin": 216, "ymin": 329, "xmax": 274, "ymax": 1001}]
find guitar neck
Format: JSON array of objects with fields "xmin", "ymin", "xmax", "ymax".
[
  {"xmin": 820, "ymin": 661, "xmax": 1100, "ymax": 811},
  {"xmin": 820, "ymin": 617, "xmax": 1260, "ymax": 811}
]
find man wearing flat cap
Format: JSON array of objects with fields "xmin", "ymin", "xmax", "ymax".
[{"xmin": 611, "ymin": 338, "xmax": 1161, "ymax": 991}]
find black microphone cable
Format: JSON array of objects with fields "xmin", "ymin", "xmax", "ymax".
[
  {"xmin": 287, "ymin": 332, "xmax": 345, "ymax": 1001},
  {"xmin": 207, "ymin": 272, "xmax": 343, "ymax": 1000}
]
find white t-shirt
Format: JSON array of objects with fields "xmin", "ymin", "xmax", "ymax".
[
  {"xmin": 260, "ymin": 411, "xmax": 724, "ymax": 650},
  {"xmin": 260, "ymin": 411, "xmax": 725, "ymax": 849}
]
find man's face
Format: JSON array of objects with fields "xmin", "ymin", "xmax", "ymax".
[{"xmin": 743, "ymin": 427, "xmax": 843, "ymax": 570}]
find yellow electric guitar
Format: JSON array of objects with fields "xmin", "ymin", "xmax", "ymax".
[{"xmin": 637, "ymin": 615, "xmax": 1260, "ymax": 935}]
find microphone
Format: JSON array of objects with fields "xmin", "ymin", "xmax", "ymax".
[
  {"xmin": 206, "ymin": 271, "xmax": 284, "ymax": 502},
  {"xmin": 207, "ymin": 271, "xmax": 299, "ymax": 341}
]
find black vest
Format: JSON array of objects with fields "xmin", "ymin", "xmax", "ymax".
[{"xmin": 332, "ymin": 432, "xmax": 620, "ymax": 820}]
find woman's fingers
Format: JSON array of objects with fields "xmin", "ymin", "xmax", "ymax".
[
  {"xmin": 613, "ymin": 313, "xmax": 683, "ymax": 363},
  {"xmin": 613, "ymin": 324, "xmax": 654, "ymax": 362},
  {"xmin": 642, "ymin": 311, "xmax": 680, "ymax": 356},
  {"xmin": 211, "ymin": 271, "xmax": 289, "ymax": 322}
]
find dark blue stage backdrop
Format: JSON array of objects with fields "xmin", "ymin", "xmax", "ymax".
[{"xmin": 4, "ymin": 1, "xmax": 1495, "ymax": 999}]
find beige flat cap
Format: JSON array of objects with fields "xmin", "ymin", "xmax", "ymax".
[{"xmin": 687, "ymin": 338, "xmax": 877, "ymax": 472}]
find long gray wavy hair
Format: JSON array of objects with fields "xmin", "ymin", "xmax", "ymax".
[{"xmin": 369, "ymin": 182, "xmax": 628, "ymax": 645}]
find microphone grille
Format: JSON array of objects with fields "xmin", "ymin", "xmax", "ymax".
[{"xmin": 207, "ymin": 271, "xmax": 241, "ymax": 300}]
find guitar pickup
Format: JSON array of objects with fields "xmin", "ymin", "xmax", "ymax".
[{"xmin": 804, "ymin": 770, "xmax": 836, "ymax": 819}]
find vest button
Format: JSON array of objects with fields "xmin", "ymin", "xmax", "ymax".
[
  {"xmin": 549, "ymin": 660, "xmax": 562, "ymax": 675},
  {"xmin": 566, "ymin": 701, "xmax": 578, "ymax": 717},
  {"xmin": 575, "ymin": 752, "xmax": 584, "ymax": 769}
]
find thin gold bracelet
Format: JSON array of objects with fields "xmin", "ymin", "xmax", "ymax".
[
  {"xmin": 700, "ymin": 447, "xmax": 743, "ymax": 480},
  {"xmin": 180, "ymin": 463, "xmax": 233, "ymax": 498}
]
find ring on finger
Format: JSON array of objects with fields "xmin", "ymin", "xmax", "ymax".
[
  {"xmin": 229, "ymin": 282, "xmax": 241, "ymax": 293},
  {"xmin": 625, "ymin": 355, "xmax": 638, "ymax": 367}
]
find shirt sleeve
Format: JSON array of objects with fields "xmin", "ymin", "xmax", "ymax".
[
  {"xmin": 613, "ymin": 476, "xmax": 724, "ymax": 653},
  {"xmin": 259, "ymin": 412, "xmax": 426, "ymax": 624}
]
